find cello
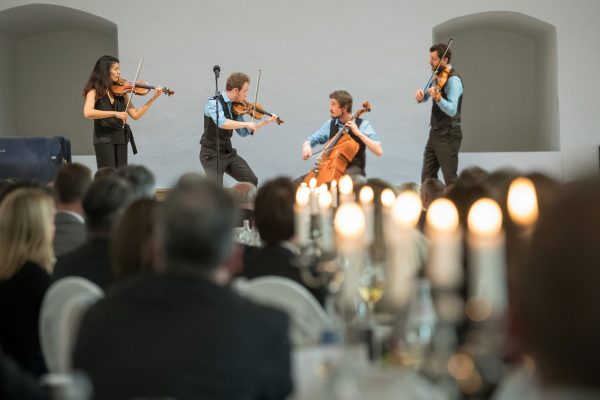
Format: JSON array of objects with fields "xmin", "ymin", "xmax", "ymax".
[{"xmin": 303, "ymin": 101, "xmax": 372, "ymax": 186}]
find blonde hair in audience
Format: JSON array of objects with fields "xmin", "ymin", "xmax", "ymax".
[{"xmin": 0, "ymin": 188, "xmax": 56, "ymax": 279}]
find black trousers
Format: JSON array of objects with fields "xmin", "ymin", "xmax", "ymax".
[
  {"xmin": 94, "ymin": 143, "xmax": 128, "ymax": 169},
  {"xmin": 200, "ymin": 147, "xmax": 258, "ymax": 187},
  {"xmin": 421, "ymin": 126, "xmax": 462, "ymax": 185}
]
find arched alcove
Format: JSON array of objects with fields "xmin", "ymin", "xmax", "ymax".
[
  {"xmin": 0, "ymin": 4, "xmax": 118, "ymax": 155},
  {"xmin": 434, "ymin": 12, "xmax": 559, "ymax": 152}
]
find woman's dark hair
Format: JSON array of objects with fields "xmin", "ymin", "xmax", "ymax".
[{"xmin": 83, "ymin": 55, "xmax": 119, "ymax": 97}]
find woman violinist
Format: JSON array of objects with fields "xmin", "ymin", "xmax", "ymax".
[
  {"xmin": 83, "ymin": 55, "xmax": 163, "ymax": 168},
  {"xmin": 301, "ymin": 90, "xmax": 383, "ymax": 181}
]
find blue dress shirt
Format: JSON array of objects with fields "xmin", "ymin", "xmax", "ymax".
[
  {"xmin": 204, "ymin": 92, "xmax": 252, "ymax": 137},
  {"xmin": 307, "ymin": 118, "xmax": 380, "ymax": 147},
  {"xmin": 422, "ymin": 73, "xmax": 463, "ymax": 117}
]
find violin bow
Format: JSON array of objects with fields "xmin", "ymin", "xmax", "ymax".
[
  {"xmin": 251, "ymin": 69, "xmax": 262, "ymax": 126},
  {"xmin": 123, "ymin": 57, "xmax": 144, "ymax": 126},
  {"xmin": 418, "ymin": 38, "xmax": 453, "ymax": 103}
]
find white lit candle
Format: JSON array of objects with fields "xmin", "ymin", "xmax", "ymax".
[
  {"xmin": 330, "ymin": 179, "xmax": 338, "ymax": 208},
  {"xmin": 359, "ymin": 186, "xmax": 375, "ymax": 246},
  {"xmin": 318, "ymin": 191, "xmax": 334, "ymax": 253},
  {"xmin": 338, "ymin": 174, "xmax": 354, "ymax": 204},
  {"xmin": 381, "ymin": 188, "xmax": 396, "ymax": 246},
  {"xmin": 388, "ymin": 191, "xmax": 423, "ymax": 307},
  {"xmin": 308, "ymin": 177, "xmax": 318, "ymax": 215},
  {"xmin": 294, "ymin": 187, "xmax": 311, "ymax": 246},
  {"xmin": 507, "ymin": 177, "xmax": 539, "ymax": 227},
  {"xmin": 467, "ymin": 198, "xmax": 507, "ymax": 319},
  {"xmin": 425, "ymin": 198, "xmax": 462, "ymax": 289},
  {"xmin": 334, "ymin": 203, "xmax": 366, "ymax": 307}
]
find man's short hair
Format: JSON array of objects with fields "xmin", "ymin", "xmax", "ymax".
[
  {"xmin": 420, "ymin": 178, "xmax": 445, "ymax": 204},
  {"xmin": 118, "ymin": 165, "xmax": 156, "ymax": 199},
  {"xmin": 516, "ymin": 179, "xmax": 600, "ymax": 388},
  {"xmin": 254, "ymin": 177, "xmax": 295, "ymax": 245},
  {"xmin": 226, "ymin": 72, "xmax": 249, "ymax": 91},
  {"xmin": 430, "ymin": 43, "xmax": 452, "ymax": 63},
  {"xmin": 230, "ymin": 182, "xmax": 257, "ymax": 210},
  {"xmin": 157, "ymin": 177, "xmax": 235, "ymax": 272},
  {"xmin": 329, "ymin": 90, "xmax": 353, "ymax": 112},
  {"xmin": 83, "ymin": 176, "xmax": 134, "ymax": 232},
  {"xmin": 54, "ymin": 163, "xmax": 92, "ymax": 203}
]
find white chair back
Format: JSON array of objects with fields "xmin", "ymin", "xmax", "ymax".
[
  {"xmin": 243, "ymin": 276, "xmax": 331, "ymax": 347},
  {"xmin": 39, "ymin": 277, "xmax": 103, "ymax": 373}
]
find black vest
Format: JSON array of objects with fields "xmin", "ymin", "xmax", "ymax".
[
  {"xmin": 201, "ymin": 95, "xmax": 235, "ymax": 155},
  {"xmin": 328, "ymin": 117, "xmax": 366, "ymax": 176},
  {"xmin": 430, "ymin": 69, "xmax": 463, "ymax": 131}
]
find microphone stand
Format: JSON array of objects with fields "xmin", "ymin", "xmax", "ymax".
[{"xmin": 214, "ymin": 71, "xmax": 221, "ymax": 187}]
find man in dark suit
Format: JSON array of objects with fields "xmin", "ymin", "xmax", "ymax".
[
  {"xmin": 73, "ymin": 177, "xmax": 292, "ymax": 400},
  {"xmin": 52, "ymin": 176, "xmax": 133, "ymax": 290},
  {"xmin": 241, "ymin": 177, "xmax": 327, "ymax": 305},
  {"xmin": 52, "ymin": 163, "xmax": 92, "ymax": 257}
]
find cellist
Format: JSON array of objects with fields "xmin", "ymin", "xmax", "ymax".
[{"xmin": 301, "ymin": 90, "xmax": 383, "ymax": 179}]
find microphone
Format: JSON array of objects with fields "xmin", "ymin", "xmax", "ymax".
[{"xmin": 213, "ymin": 65, "xmax": 220, "ymax": 79}]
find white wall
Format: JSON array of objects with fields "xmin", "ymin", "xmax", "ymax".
[
  {"xmin": 15, "ymin": 30, "xmax": 117, "ymax": 154},
  {"xmin": 0, "ymin": 32, "xmax": 16, "ymax": 135},
  {"xmin": 0, "ymin": 0, "xmax": 599, "ymax": 186},
  {"xmin": 450, "ymin": 29, "xmax": 537, "ymax": 151}
]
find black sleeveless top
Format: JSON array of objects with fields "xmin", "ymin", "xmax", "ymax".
[{"xmin": 93, "ymin": 95, "xmax": 128, "ymax": 145}]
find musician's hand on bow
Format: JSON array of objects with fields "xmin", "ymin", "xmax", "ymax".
[
  {"xmin": 302, "ymin": 142, "xmax": 312, "ymax": 160},
  {"xmin": 415, "ymin": 89, "xmax": 425, "ymax": 102}
]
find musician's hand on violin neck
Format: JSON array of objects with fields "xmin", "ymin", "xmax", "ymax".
[
  {"xmin": 344, "ymin": 120, "xmax": 360, "ymax": 135},
  {"xmin": 152, "ymin": 86, "xmax": 163, "ymax": 99},
  {"xmin": 266, "ymin": 114, "xmax": 278, "ymax": 124}
]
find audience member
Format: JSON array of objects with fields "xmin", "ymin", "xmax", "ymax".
[
  {"xmin": 0, "ymin": 349, "xmax": 48, "ymax": 400},
  {"xmin": 52, "ymin": 163, "xmax": 92, "ymax": 257},
  {"xmin": 93, "ymin": 166, "xmax": 117, "ymax": 181},
  {"xmin": 242, "ymin": 177, "xmax": 327, "ymax": 305},
  {"xmin": 0, "ymin": 189, "xmax": 55, "ymax": 377},
  {"xmin": 420, "ymin": 177, "xmax": 445, "ymax": 211},
  {"xmin": 458, "ymin": 166, "xmax": 489, "ymax": 185},
  {"xmin": 111, "ymin": 198, "xmax": 158, "ymax": 281},
  {"xmin": 117, "ymin": 164, "xmax": 156, "ymax": 199},
  {"xmin": 52, "ymin": 176, "xmax": 134, "ymax": 290},
  {"xmin": 230, "ymin": 181, "xmax": 257, "ymax": 227},
  {"xmin": 513, "ymin": 179, "xmax": 600, "ymax": 398},
  {"xmin": 73, "ymin": 177, "xmax": 292, "ymax": 400}
]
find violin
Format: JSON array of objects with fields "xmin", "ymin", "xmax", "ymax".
[
  {"xmin": 431, "ymin": 65, "xmax": 450, "ymax": 102},
  {"xmin": 418, "ymin": 37, "xmax": 453, "ymax": 104},
  {"xmin": 232, "ymin": 101, "xmax": 284, "ymax": 125},
  {"xmin": 302, "ymin": 101, "xmax": 372, "ymax": 186},
  {"xmin": 111, "ymin": 78, "xmax": 175, "ymax": 96}
]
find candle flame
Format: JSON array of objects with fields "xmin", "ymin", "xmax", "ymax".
[
  {"xmin": 339, "ymin": 175, "xmax": 353, "ymax": 195},
  {"xmin": 468, "ymin": 198, "xmax": 502, "ymax": 236},
  {"xmin": 295, "ymin": 187, "xmax": 310, "ymax": 206},
  {"xmin": 359, "ymin": 186, "xmax": 374, "ymax": 204},
  {"xmin": 392, "ymin": 190, "xmax": 422, "ymax": 228},
  {"xmin": 334, "ymin": 203, "xmax": 365, "ymax": 238},
  {"xmin": 427, "ymin": 198, "xmax": 459, "ymax": 233},
  {"xmin": 380, "ymin": 188, "xmax": 396, "ymax": 208},
  {"xmin": 319, "ymin": 191, "xmax": 333, "ymax": 209},
  {"xmin": 507, "ymin": 177, "xmax": 539, "ymax": 226}
]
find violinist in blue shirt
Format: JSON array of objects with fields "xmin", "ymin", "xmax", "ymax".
[{"xmin": 415, "ymin": 43, "xmax": 464, "ymax": 185}]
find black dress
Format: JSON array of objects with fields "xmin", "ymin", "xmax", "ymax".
[
  {"xmin": 93, "ymin": 95, "xmax": 132, "ymax": 168},
  {"xmin": 0, "ymin": 261, "xmax": 50, "ymax": 377}
]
